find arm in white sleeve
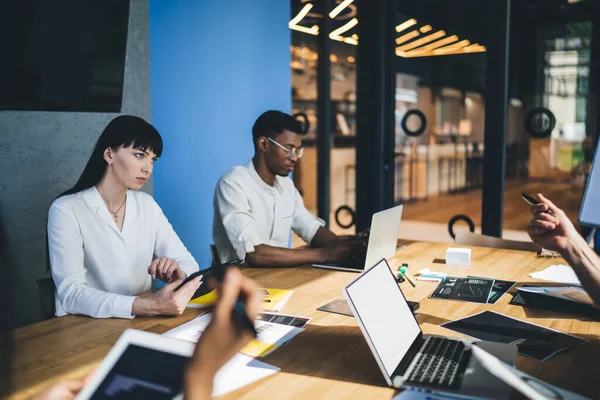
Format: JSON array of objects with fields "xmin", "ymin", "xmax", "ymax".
[
  {"xmin": 48, "ymin": 202, "xmax": 136, "ymax": 319},
  {"xmin": 153, "ymin": 202, "xmax": 200, "ymax": 275},
  {"xmin": 291, "ymin": 186, "xmax": 325, "ymax": 244},
  {"xmin": 215, "ymin": 178, "xmax": 264, "ymax": 260}
]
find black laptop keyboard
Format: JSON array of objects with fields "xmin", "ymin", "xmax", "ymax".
[{"xmin": 405, "ymin": 337, "xmax": 472, "ymax": 389}]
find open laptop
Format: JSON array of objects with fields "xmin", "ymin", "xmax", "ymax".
[
  {"xmin": 343, "ymin": 259, "xmax": 518, "ymax": 399},
  {"xmin": 312, "ymin": 205, "xmax": 403, "ymax": 273}
]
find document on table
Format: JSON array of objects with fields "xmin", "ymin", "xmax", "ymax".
[
  {"xmin": 171, "ymin": 353, "xmax": 278, "ymax": 398},
  {"xmin": 529, "ymin": 264, "xmax": 581, "ymax": 286},
  {"xmin": 164, "ymin": 312, "xmax": 305, "ymax": 357},
  {"xmin": 517, "ymin": 286, "xmax": 594, "ymax": 306}
]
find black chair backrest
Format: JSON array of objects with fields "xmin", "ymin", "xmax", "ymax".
[{"xmin": 36, "ymin": 277, "xmax": 55, "ymax": 320}]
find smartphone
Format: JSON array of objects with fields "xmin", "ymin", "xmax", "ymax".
[
  {"xmin": 174, "ymin": 270, "xmax": 204, "ymax": 291},
  {"xmin": 522, "ymin": 192, "xmax": 554, "ymax": 215},
  {"xmin": 521, "ymin": 192, "xmax": 539, "ymax": 206}
]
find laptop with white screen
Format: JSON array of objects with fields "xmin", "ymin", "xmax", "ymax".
[
  {"xmin": 312, "ymin": 205, "xmax": 403, "ymax": 273},
  {"xmin": 343, "ymin": 259, "xmax": 518, "ymax": 399}
]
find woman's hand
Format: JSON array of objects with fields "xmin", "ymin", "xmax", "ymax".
[
  {"xmin": 184, "ymin": 268, "xmax": 260, "ymax": 399},
  {"xmin": 148, "ymin": 256, "xmax": 186, "ymax": 282},
  {"xmin": 132, "ymin": 275, "xmax": 202, "ymax": 316}
]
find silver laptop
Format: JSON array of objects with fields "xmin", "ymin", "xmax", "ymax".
[
  {"xmin": 312, "ymin": 205, "xmax": 403, "ymax": 273},
  {"xmin": 343, "ymin": 259, "xmax": 518, "ymax": 399}
]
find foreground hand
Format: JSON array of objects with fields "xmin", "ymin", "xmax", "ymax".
[
  {"xmin": 33, "ymin": 380, "xmax": 84, "ymax": 400},
  {"xmin": 185, "ymin": 269, "xmax": 260, "ymax": 397},
  {"xmin": 527, "ymin": 193, "xmax": 578, "ymax": 253},
  {"xmin": 133, "ymin": 275, "xmax": 202, "ymax": 316},
  {"xmin": 148, "ymin": 256, "xmax": 185, "ymax": 282},
  {"xmin": 33, "ymin": 370, "xmax": 96, "ymax": 400}
]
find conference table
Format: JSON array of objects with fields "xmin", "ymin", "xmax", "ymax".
[{"xmin": 9, "ymin": 241, "xmax": 600, "ymax": 399}]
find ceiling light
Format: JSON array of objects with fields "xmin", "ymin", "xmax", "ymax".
[
  {"xmin": 329, "ymin": 0, "xmax": 354, "ymax": 19},
  {"xmin": 421, "ymin": 35, "xmax": 459, "ymax": 51},
  {"xmin": 419, "ymin": 25, "xmax": 432, "ymax": 33},
  {"xmin": 397, "ymin": 30, "xmax": 446, "ymax": 52},
  {"xmin": 396, "ymin": 18, "xmax": 417, "ymax": 33},
  {"xmin": 289, "ymin": 4, "xmax": 319, "ymax": 35},
  {"xmin": 396, "ymin": 30, "xmax": 419, "ymax": 45}
]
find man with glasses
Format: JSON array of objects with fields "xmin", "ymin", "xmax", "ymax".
[{"xmin": 212, "ymin": 110, "xmax": 359, "ymax": 267}]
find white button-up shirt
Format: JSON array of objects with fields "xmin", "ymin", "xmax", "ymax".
[
  {"xmin": 48, "ymin": 187, "xmax": 199, "ymax": 319},
  {"xmin": 213, "ymin": 160, "xmax": 324, "ymax": 263}
]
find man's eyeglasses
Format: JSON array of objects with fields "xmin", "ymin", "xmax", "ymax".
[{"xmin": 267, "ymin": 137, "xmax": 304, "ymax": 159}]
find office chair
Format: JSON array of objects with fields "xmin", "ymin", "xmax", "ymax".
[{"xmin": 36, "ymin": 277, "xmax": 56, "ymax": 320}]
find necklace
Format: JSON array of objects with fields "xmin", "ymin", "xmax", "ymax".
[{"xmin": 107, "ymin": 195, "xmax": 127, "ymax": 222}]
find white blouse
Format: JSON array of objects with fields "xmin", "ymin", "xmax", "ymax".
[
  {"xmin": 48, "ymin": 187, "xmax": 199, "ymax": 319},
  {"xmin": 213, "ymin": 160, "xmax": 324, "ymax": 263}
]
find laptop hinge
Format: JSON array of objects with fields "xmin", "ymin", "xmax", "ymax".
[{"xmin": 391, "ymin": 333, "xmax": 425, "ymax": 382}]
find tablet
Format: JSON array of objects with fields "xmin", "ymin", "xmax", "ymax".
[{"xmin": 75, "ymin": 329, "xmax": 194, "ymax": 400}]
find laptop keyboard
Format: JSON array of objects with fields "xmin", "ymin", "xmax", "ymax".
[{"xmin": 405, "ymin": 337, "xmax": 472, "ymax": 389}]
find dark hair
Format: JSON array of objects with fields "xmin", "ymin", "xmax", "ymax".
[
  {"xmin": 60, "ymin": 115, "xmax": 163, "ymax": 197},
  {"xmin": 251, "ymin": 110, "xmax": 303, "ymax": 147}
]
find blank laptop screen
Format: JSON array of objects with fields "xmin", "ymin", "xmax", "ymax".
[
  {"xmin": 580, "ymin": 143, "xmax": 600, "ymax": 227},
  {"xmin": 346, "ymin": 259, "xmax": 421, "ymax": 376}
]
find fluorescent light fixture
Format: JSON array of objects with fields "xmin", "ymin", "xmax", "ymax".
[
  {"xmin": 396, "ymin": 18, "xmax": 417, "ymax": 32},
  {"xmin": 397, "ymin": 30, "xmax": 446, "ymax": 52},
  {"xmin": 289, "ymin": 3, "xmax": 319, "ymax": 35},
  {"xmin": 420, "ymin": 25, "xmax": 432, "ymax": 33},
  {"xmin": 396, "ymin": 30, "xmax": 419, "ymax": 45},
  {"xmin": 329, "ymin": 0, "xmax": 354, "ymax": 19}
]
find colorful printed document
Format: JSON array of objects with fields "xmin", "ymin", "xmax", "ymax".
[{"xmin": 164, "ymin": 312, "xmax": 305, "ymax": 358}]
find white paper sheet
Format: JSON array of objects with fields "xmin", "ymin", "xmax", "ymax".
[
  {"xmin": 212, "ymin": 353, "xmax": 279, "ymax": 397},
  {"xmin": 529, "ymin": 264, "xmax": 581, "ymax": 286}
]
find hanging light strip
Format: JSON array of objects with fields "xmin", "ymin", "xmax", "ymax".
[{"xmin": 329, "ymin": 0, "xmax": 354, "ymax": 18}]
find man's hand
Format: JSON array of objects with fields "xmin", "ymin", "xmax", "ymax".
[
  {"xmin": 320, "ymin": 238, "xmax": 364, "ymax": 263},
  {"xmin": 527, "ymin": 193, "xmax": 579, "ymax": 254}
]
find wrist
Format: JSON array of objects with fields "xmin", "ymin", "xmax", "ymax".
[
  {"xmin": 132, "ymin": 296, "xmax": 160, "ymax": 316},
  {"xmin": 184, "ymin": 364, "xmax": 213, "ymax": 400},
  {"xmin": 560, "ymin": 234, "xmax": 585, "ymax": 262}
]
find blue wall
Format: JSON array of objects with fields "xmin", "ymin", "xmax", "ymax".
[{"xmin": 149, "ymin": 1, "xmax": 291, "ymax": 269}]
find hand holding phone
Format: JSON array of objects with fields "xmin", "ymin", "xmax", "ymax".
[{"xmin": 521, "ymin": 192, "xmax": 554, "ymax": 215}]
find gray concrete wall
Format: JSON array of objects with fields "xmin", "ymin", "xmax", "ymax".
[{"xmin": 0, "ymin": 0, "xmax": 150, "ymax": 327}]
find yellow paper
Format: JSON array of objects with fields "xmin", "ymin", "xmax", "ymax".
[
  {"xmin": 188, "ymin": 289, "xmax": 218, "ymax": 307},
  {"xmin": 241, "ymin": 340, "xmax": 277, "ymax": 357}
]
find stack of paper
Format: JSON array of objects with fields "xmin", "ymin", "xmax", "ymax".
[
  {"xmin": 164, "ymin": 312, "xmax": 306, "ymax": 358},
  {"xmin": 517, "ymin": 286, "xmax": 594, "ymax": 306}
]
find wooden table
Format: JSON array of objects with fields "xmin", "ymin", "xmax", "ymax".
[{"xmin": 9, "ymin": 242, "xmax": 600, "ymax": 399}]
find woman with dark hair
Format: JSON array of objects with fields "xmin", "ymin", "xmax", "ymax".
[{"xmin": 48, "ymin": 115, "xmax": 202, "ymax": 319}]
